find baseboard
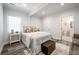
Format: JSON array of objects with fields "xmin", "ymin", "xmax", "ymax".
[
  {"xmin": 0, "ymin": 41, "xmax": 9, "ymax": 54},
  {"xmin": 0, "ymin": 44, "xmax": 4, "ymax": 54}
]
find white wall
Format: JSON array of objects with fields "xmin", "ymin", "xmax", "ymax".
[
  {"xmin": 30, "ymin": 16, "xmax": 43, "ymax": 31},
  {"xmin": 42, "ymin": 6, "xmax": 79, "ymax": 40},
  {"xmin": 0, "ymin": 4, "xmax": 3, "ymax": 54},
  {"xmin": 43, "ymin": 15, "xmax": 61, "ymax": 40},
  {"xmin": 3, "ymin": 7, "xmax": 30, "ymax": 44}
]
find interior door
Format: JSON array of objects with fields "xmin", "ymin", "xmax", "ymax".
[{"xmin": 61, "ymin": 16, "xmax": 74, "ymax": 42}]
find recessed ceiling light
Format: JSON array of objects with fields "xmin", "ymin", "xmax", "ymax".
[
  {"xmin": 22, "ymin": 3, "xmax": 27, "ymax": 6},
  {"xmin": 61, "ymin": 3, "xmax": 64, "ymax": 6}
]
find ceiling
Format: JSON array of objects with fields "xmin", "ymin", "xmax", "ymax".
[
  {"xmin": 33, "ymin": 3, "xmax": 79, "ymax": 17},
  {"xmin": 2, "ymin": 3, "xmax": 79, "ymax": 17},
  {"xmin": 3, "ymin": 3, "xmax": 48, "ymax": 15}
]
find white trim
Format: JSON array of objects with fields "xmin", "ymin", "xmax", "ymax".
[{"xmin": 0, "ymin": 43, "xmax": 4, "ymax": 54}]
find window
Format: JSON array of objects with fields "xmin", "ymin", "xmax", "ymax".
[{"xmin": 8, "ymin": 16, "xmax": 21, "ymax": 33}]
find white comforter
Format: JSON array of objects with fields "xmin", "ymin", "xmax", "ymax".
[{"xmin": 22, "ymin": 32, "xmax": 52, "ymax": 54}]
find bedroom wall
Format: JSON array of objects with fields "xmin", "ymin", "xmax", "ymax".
[
  {"xmin": 42, "ymin": 6, "xmax": 79, "ymax": 40},
  {"xmin": 3, "ymin": 7, "xmax": 30, "ymax": 44},
  {"xmin": 42, "ymin": 15, "xmax": 61, "ymax": 40},
  {"xmin": 0, "ymin": 4, "xmax": 4, "ymax": 54},
  {"xmin": 30, "ymin": 16, "xmax": 43, "ymax": 31}
]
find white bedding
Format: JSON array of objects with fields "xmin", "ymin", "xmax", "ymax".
[{"xmin": 22, "ymin": 32, "xmax": 52, "ymax": 54}]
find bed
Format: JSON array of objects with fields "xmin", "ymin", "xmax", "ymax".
[{"xmin": 22, "ymin": 32, "xmax": 52, "ymax": 54}]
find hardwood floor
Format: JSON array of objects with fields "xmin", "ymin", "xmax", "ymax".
[
  {"xmin": 1, "ymin": 42, "xmax": 27, "ymax": 55},
  {"xmin": 1, "ymin": 40, "xmax": 79, "ymax": 55}
]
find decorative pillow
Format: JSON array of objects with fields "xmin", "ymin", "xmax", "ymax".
[
  {"xmin": 24, "ymin": 26, "xmax": 30, "ymax": 33},
  {"xmin": 23, "ymin": 26, "xmax": 39, "ymax": 33}
]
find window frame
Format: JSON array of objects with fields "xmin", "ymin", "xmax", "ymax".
[{"xmin": 7, "ymin": 16, "xmax": 21, "ymax": 33}]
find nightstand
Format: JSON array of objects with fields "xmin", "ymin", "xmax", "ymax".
[{"xmin": 9, "ymin": 33, "xmax": 21, "ymax": 46}]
